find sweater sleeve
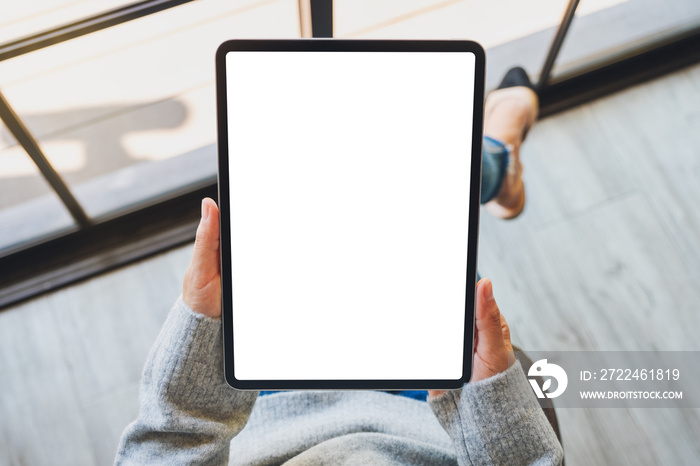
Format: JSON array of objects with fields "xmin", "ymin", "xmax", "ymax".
[
  {"xmin": 115, "ymin": 297, "xmax": 258, "ymax": 465},
  {"xmin": 428, "ymin": 360, "xmax": 564, "ymax": 466}
]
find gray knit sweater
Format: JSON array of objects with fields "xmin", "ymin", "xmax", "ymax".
[{"xmin": 115, "ymin": 297, "xmax": 563, "ymax": 465}]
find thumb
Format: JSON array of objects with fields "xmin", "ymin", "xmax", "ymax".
[
  {"xmin": 471, "ymin": 278, "xmax": 510, "ymax": 381},
  {"xmin": 429, "ymin": 278, "xmax": 509, "ymax": 396},
  {"xmin": 189, "ymin": 198, "xmax": 220, "ymax": 279},
  {"xmin": 475, "ymin": 279, "xmax": 503, "ymax": 351},
  {"xmin": 183, "ymin": 198, "xmax": 221, "ymax": 318}
]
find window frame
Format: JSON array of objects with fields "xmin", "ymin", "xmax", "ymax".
[{"xmin": 1, "ymin": 0, "xmax": 699, "ymax": 309}]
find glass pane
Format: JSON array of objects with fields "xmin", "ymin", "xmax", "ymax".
[
  {"xmin": 0, "ymin": 0, "xmax": 136, "ymax": 44},
  {"xmin": 335, "ymin": 0, "xmax": 570, "ymax": 90},
  {"xmin": 553, "ymin": 0, "xmax": 700, "ymax": 76},
  {"xmin": 0, "ymin": 140, "xmax": 75, "ymax": 253},
  {"xmin": 0, "ymin": 0, "xmax": 300, "ymax": 218}
]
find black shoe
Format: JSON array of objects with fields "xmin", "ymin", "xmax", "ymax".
[{"xmin": 497, "ymin": 67, "xmax": 534, "ymax": 91}]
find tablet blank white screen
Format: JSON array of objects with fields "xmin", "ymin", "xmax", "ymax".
[{"xmin": 226, "ymin": 51, "xmax": 475, "ymax": 380}]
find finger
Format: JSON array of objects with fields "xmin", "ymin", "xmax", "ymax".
[
  {"xmin": 474, "ymin": 278, "xmax": 504, "ymax": 352},
  {"xmin": 429, "ymin": 281, "xmax": 495, "ymax": 396},
  {"xmin": 189, "ymin": 198, "xmax": 220, "ymax": 282},
  {"xmin": 470, "ymin": 278, "xmax": 511, "ymax": 381},
  {"xmin": 195, "ymin": 198, "xmax": 220, "ymax": 251}
]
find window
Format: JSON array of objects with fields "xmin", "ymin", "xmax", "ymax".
[{"xmin": 2, "ymin": 0, "xmax": 699, "ymax": 308}]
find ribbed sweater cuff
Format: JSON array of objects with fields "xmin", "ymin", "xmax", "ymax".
[
  {"xmin": 115, "ymin": 297, "xmax": 258, "ymax": 465},
  {"xmin": 428, "ymin": 360, "xmax": 563, "ymax": 465},
  {"xmin": 146, "ymin": 296, "xmax": 258, "ymax": 423}
]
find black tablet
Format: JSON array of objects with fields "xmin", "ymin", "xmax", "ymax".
[{"xmin": 216, "ymin": 39, "xmax": 484, "ymax": 390}]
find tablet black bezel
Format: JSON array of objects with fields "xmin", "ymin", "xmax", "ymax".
[{"xmin": 216, "ymin": 39, "xmax": 484, "ymax": 390}]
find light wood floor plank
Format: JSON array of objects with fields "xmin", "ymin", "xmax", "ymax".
[
  {"xmin": 82, "ymin": 383, "xmax": 141, "ymax": 466},
  {"xmin": 0, "ymin": 297, "xmax": 97, "ymax": 466},
  {"xmin": 49, "ymin": 247, "xmax": 190, "ymax": 404},
  {"xmin": 478, "ymin": 63, "xmax": 700, "ymax": 465}
]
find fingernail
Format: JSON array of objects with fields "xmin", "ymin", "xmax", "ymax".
[
  {"xmin": 484, "ymin": 279, "xmax": 494, "ymax": 301},
  {"xmin": 201, "ymin": 199, "xmax": 209, "ymax": 220}
]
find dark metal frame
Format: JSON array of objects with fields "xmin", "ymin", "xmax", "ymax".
[
  {"xmin": 0, "ymin": 0, "xmax": 196, "ymax": 62},
  {"xmin": 539, "ymin": 21, "xmax": 700, "ymax": 117},
  {"xmin": 0, "ymin": 181, "xmax": 216, "ymax": 308},
  {"xmin": 0, "ymin": 91, "xmax": 90, "ymax": 227},
  {"xmin": 1, "ymin": 0, "xmax": 699, "ymax": 309},
  {"xmin": 309, "ymin": 0, "xmax": 333, "ymax": 37},
  {"xmin": 0, "ymin": 0, "xmax": 199, "ymax": 231},
  {"xmin": 537, "ymin": 0, "xmax": 580, "ymax": 90}
]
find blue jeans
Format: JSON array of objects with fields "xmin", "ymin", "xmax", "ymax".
[
  {"xmin": 259, "ymin": 136, "xmax": 510, "ymax": 401},
  {"xmin": 480, "ymin": 135, "xmax": 510, "ymax": 204}
]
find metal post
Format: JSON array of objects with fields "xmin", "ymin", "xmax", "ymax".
[
  {"xmin": 537, "ymin": 0, "xmax": 580, "ymax": 90},
  {"xmin": 0, "ymin": 90, "xmax": 90, "ymax": 227},
  {"xmin": 310, "ymin": 0, "xmax": 333, "ymax": 38}
]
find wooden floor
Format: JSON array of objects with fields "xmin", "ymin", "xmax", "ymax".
[
  {"xmin": 478, "ymin": 63, "xmax": 700, "ymax": 465},
  {"xmin": 2, "ymin": 62, "xmax": 700, "ymax": 465}
]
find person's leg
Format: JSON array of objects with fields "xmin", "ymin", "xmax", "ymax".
[
  {"xmin": 480, "ymin": 136, "xmax": 511, "ymax": 204},
  {"xmin": 481, "ymin": 81, "xmax": 538, "ymax": 219}
]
